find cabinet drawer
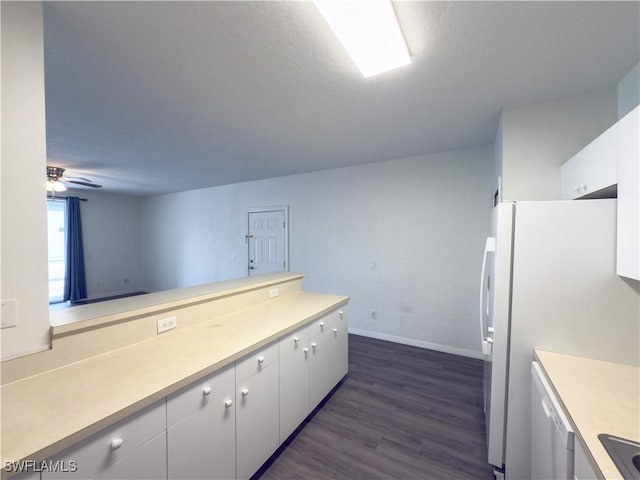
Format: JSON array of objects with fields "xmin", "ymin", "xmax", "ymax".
[
  {"xmin": 167, "ymin": 363, "xmax": 235, "ymax": 427},
  {"xmin": 235, "ymin": 340, "xmax": 278, "ymax": 382},
  {"xmin": 309, "ymin": 309, "xmax": 344, "ymax": 338},
  {"xmin": 279, "ymin": 325, "xmax": 309, "ymax": 356},
  {"xmin": 93, "ymin": 432, "xmax": 167, "ymax": 480},
  {"xmin": 42, "ymin": 400, "xmax": 166, "ymax": 480}
]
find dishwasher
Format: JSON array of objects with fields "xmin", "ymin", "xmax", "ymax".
[{"xmin": 531, "ymin": 361, "xmax": 575, "ymax": 480}]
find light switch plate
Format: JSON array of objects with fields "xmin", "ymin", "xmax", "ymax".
[{"xmin": 1, "ymin": 299, "xmax": 17, "ymax": 329}]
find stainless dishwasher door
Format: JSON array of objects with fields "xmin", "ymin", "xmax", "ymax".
[{"xmin": 531, "ymin": 361, "xmax": 575, "ymax": 480}]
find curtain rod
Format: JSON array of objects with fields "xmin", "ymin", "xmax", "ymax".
[{"xmin": 47, "ymin": 195, "xmax": 88, "ymax": 202}]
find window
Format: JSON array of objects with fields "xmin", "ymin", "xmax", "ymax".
[{"xmin": 47, "ymin": 199, "xmax": 66, "ymax": 303}]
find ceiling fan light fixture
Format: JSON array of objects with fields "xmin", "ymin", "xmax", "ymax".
[
  {"xmin": 314, "ymin": 0, "xmax": 411, "ymax": 78},
  {"xmin": 46, "ymin": 179, "xmax": 67, "ymax": 192}
]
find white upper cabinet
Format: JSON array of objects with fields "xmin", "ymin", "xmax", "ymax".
[
  {"xmin": 561, "ymin": 122, "xmax": 618, "ymax": 200},
  {"xmin": 616, "ymin": 105, "xmax": 640, "ymax": 280}
]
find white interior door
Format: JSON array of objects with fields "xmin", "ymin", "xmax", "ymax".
[{"xmin": 247, "ymin": 208, "xmax": 287, "ymax": 276}]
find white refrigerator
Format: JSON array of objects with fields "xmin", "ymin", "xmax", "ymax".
[{"xmin": 480, "ymin": 199, "xmax": 639, "ymax": 479}]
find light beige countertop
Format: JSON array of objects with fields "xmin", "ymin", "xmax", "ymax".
[
  {"xmin": 49, "ymin": 272, "xmax": 304, "ymax": 334},
  {"xmin": 534, "ymin": 349, "xmax": 640, "ymax": 479},
  {"xmin": 1, "ymin": 289, "xmax": 348, "ymax": 477}
]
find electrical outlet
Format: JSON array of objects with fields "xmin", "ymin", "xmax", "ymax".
[
  {"xmin": 157, "ymin": 316, "xmax": 177, "ymax": 333},
  {"xmin": 269, "ymin": 288, "xmax": 279, "ymax": 298},
  {"xmin": 370, "ymin": 310, "xmax": 377, "ymax": 320},
  {"xmin": 1, "ymin": 299, "xmax": 17, "ymax": 329}
]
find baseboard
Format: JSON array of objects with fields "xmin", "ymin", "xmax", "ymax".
[{"xmin": 348, "ymin": 327, "xmax": 485, "ymax": 360}]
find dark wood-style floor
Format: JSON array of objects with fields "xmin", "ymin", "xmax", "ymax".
[{"xmin": 256, "ymin": 334, "xmax": 494, "ymax": 480}]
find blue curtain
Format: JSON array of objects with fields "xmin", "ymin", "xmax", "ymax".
[{"xmin": 63, "ymin": 197, "xmax": 87, "ymax": 304}]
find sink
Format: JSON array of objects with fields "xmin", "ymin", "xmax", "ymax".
[{"xmin": 599, "ymin": 434, "xmax": 640, "ymax": 480}]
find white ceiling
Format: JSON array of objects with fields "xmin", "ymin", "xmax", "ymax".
[{"xmin": 43, "ymin": 1, "xmax": 639, "ymax": 196}]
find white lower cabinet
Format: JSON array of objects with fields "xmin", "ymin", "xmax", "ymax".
[
  {"xmin": 8, "ymin": 470, "xmax": 40, "ymax": 480},
  {"xmin": 573, "ymin": 439, "xmax": 598, "ymax": 480},
  {"xmin": 167, "ymin": 365, "xmax": 236, "ymax": 480},
  {"xmin": 279, "ymin": 326, "xmax": 311, "ymax": 443},
  {"xmin": 235, "ymin": 345, "xmax": 280, "ymax": 480},
  {"xmin": 42, "ymin": 401, "xmax": 166, "ymax": 480},
  {"xmin": 39, "ymin": 308, "xmax": 348, "ymax": 480},
  {"xmin": 310, "ymin": 309, "xmax": 348, "ymax": 409}
]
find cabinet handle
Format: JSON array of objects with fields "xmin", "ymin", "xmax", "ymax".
[
  {"xmin": 311, "ymin": 342, "xmax": 317, "ymax": 349},
  {"xmin": 303, "ymin": 347, "xmax": 309, "ymax": 353},
  {"xmin": 332, "ymin": 328, "xmax": 338, "ymax": 333},
  {"xmin": 202, "ymin": 386, "xmax": 212, "ymax": 395},
  {"xmin": 339, "ymin": 310, "xmax": 344, "ymax": 319},
  {"xmin": 293, "ymin": 336, "xmax": 300, "ymax": 343},
  {"xmin": 319, "ymin": 321, "xmax": 325, "ymax": 328},
  {"xmin": 225, "ymin": 399, "xmax": 233, "ymax": 408},
  {"xmin": 257, "ymin": 356, "xmax": 265, "ymax": 363},
  {"xmin": 241, "ymin": 388, "xmax": 249, "ymax": 396},
  {"xmin": 110, "ymin": 438, "xmax": 124, "ymax": 450}
]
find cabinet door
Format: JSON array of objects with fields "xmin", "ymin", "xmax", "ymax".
[
  {"xmin": 616, "ymin": 105, "xmax": 639, "ymax": 280},
  {"xmin": 279, "ymin": 329, "xmax": 310, "ymax": 443},
  {"xmin": 331, "ymin": 309, "xmax": 349, "ymax": 381},
  {"xmin": 236, "ymin": 362, "xmax": 280, "ymax": 480},
  {"xmin": 93, "ymin": 433, "xmax": 166, "ymax": 480},
  {"xmin": 167, "ymin": 368, "xmax": 236, "ymax": 480},
  {"xmin": 309, "ymin": 309, "xmax": 348, "ymax": 409},
  {"xmin": 561, "ymin": 122, "xmax": 618, "ymax": 199}
]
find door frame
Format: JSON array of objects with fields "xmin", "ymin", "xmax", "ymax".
[{"xmin": 247, "ymin": 205, "xmax": 290, "ymax": 276}]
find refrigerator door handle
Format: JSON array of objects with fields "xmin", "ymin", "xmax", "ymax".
[{"xmin": 480, "ymin": 237, "xmax": 496, "ymax": 355}]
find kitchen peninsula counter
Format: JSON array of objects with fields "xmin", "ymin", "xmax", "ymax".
[
  {"xmin": 534, "ymin": 349, "xmax": 640, "ymax": 479},
  {"xmin": 1, "ymin": 273, "xmax": 349, "ymax": 479}
]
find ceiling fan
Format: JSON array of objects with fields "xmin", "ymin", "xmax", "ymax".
[{"xmin": 46, "ymin": 166, "xmax": 103, "ymax": 192}]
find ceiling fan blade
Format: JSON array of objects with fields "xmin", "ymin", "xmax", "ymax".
[
  {"xmin": 66, "ymin": 180, "xmax": 103, "ymax": 188},
  {"xmin": 66, "ymin": 176, "xmax": 93, "ymax": 183}
]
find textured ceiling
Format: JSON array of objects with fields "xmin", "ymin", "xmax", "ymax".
[{"xmin": 43, "ymin": 1, "xmax": 640, "ymax": 195}]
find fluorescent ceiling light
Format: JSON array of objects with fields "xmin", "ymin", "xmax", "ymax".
[{"xmin": 314, "ymin": 1, "xmax": 410, "ymax": 78}]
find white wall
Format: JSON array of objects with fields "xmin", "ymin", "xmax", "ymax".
[
  {"xmin": 65, "ymin": 189, "xmax": 143, "ymax": 300},
  {"xmin": 1, "ymin": 2, "xmax": 51, "ymax": 361},
  {"xmin": 618, "ymin": 62, "xmax": 639, "ymax": 119},
  {"xmin": 499, "ymin": 87, "xmax": 618, "ymax": 201},
  {"xmin": 141, "ymin": 146, "xmax": 495, "ymax": 357}
]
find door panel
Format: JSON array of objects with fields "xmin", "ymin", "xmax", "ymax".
[{"xmin": 248, "ymin": 210, "xmax": 287, "ymax": 276}]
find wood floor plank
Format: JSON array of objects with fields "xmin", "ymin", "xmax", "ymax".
[{"xmin": 256, "ymin": 334, "xmax": 494, "ymax": 480}]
